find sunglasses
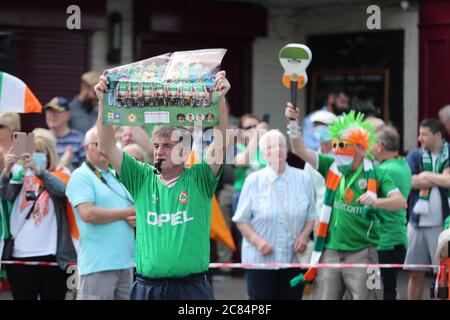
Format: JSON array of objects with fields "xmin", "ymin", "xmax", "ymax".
[
  {"xmin": 243, "ymin": 124, "xmax": 258, "ymax": 130},
  {"xmin": 86, "ymin": 142, "xmax": 98, "ymax": 147},
  {"xmin": 0, "ymin": 124, "xmax": 8, "ymax": 129},
  {"xmin": 332, "ymin": 140, "xmax": 353, "ymax": 149}
]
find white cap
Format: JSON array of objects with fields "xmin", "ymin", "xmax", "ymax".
[{"xmin": 310, "ymin": 110, "xmax": 338, "ymax": 126}]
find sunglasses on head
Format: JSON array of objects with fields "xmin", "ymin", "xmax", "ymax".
[
  {"xmin": 243, "ymin": 124, "xmax": 257, "ymax": 130},
  {"xmin": 332, "ymin": 140, "xmax": 352, "ymax": 149},
  {"xmin": 0, "ymin": 124, "xmax": 8, "ymax": 130}
]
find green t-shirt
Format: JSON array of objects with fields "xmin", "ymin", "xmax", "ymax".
[
  {"xmin": 0, "ymin": 198, "xmax": 12, "ymax": 278},
  {"xmin": 317, "ymin": 154, "xmax": 398, "ymax": 251},
  {"xmin": 233, "ymin": 144, "xmax": 266, "ymax": 192},
  {"xmin": 376, "ymin": 157, "xmax": 412, "ymax": 251},
  {"xmin": 119, "ymin": 152, "xmax": 222, "ymax": 278},
  {"xmin": 445, "ymin": 216, "xmax": 450, "ymax": 229},
  {"xmin": 155, "ymin": 83, "xmax": 164, "ymax": 94}
]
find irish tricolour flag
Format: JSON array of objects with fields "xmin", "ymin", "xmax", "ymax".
[{"xmin": 0, "ymin": 71, "xmax": 42, "ymax": 113}]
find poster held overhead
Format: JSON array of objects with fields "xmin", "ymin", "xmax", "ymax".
[{"xmin": 102, "ymin": 48, "xmax": 226, "ymax": 127}]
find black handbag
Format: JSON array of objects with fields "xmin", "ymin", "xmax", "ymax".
[
  {"xmin": 1, "ymin": 191, "xmax": 42, "ymax": 261},
  {"xmin": 1, "ymin": 238, "xmax": 14, "ymax": 261}
]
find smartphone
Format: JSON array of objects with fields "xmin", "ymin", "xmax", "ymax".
[
  {"xmin": 262, "ymin": 113, "xmax": 270, "ymax": 124},
  {"xmin": 12, "ymin": 132, "xmax": 35, "ymax": 158}
]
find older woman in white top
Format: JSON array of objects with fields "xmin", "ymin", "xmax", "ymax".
[{"xmin": 232, "ymin": 130, "xmax": 317, "ymax": 300}]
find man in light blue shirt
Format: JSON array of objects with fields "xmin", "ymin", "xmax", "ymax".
[
  {"xmin": 232, "ymin": 130, "xmax": 317, "ymax": 300},
  {"xmin": 66, "ymin": 127, "xmax": 135, "ymax": 300},
  {"xmin": 302, "ymin": 89, "xmax": 349, "ymax": 150}
]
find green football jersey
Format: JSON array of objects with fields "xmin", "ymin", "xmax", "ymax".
[
  {"xmin": 376, "ymin": 157, "xmax": 412, "ymax": 251},
  {"xmin": 119, "ymin": 152, "xmax": 222, "ymax": 278},
  {"xmin": 317, "ymin": 154, "xmax": 398, "ymax": 251},
  {"xmin": 182, "ymin": 82, "xmax": 192, "ymax": 94},
  {"xmin": 168, "ymin": 82, "xmax": 178, "ymax": 94}
]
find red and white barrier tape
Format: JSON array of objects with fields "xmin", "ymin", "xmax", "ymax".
[
  {"xmin": 0, "ymin": 260, "xmax": 440, "ymax": 269},
  {"xmin": 209, "ymin": 262, "xmax": 440, "ymax": 269},
  {"xmin": 0, "ymin": 261, "xmax": 76, "ymax": 267}
]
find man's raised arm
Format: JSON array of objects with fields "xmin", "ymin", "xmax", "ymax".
[
  {"xmin": 207, "ymin": 71, "xmax": 230, "ymax": 177},
  {"xmin": 94, "ymin": 74, "xmax": 124, "ymax": 175},
  {"xmin": 285, "ymin": 102, "xmax": 318, "ymax": 168}
]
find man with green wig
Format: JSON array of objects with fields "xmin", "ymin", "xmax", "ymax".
[{"xmin": 285, "ymin": 103, "xmax": 407, "ymax": 300}]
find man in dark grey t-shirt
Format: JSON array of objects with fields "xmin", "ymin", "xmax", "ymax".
[{"xmin": 69, "ymin": 71, "xmax": 100, "ymax": 134}]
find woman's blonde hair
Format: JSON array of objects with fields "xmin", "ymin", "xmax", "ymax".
[
  {"xmin": 0, "ymin": 112, "xmax": 21, "ymax": 132},
  {"xmin": 32, "ymin": 128, "xmax": 58, "ymax": 171}
]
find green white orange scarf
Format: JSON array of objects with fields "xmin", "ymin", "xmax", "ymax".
[
  {"xmin": 290, "ymin": 158, "xmax": 377, "ymax": 286},
  {"xmin": 413, "ymin": 142, "xmax": 449, "ymax": 216}
]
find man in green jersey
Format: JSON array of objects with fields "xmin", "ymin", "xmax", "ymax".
[
  {"xmin": 94, "ymin": 71, "xmax": 230, "ymax": 300},
  {"xmin": 285, "ymin": 103, "xmax": 407, "ymax": 300},
  {"xmin": 372, "ymin": 125, "xmax": 412, "ymax": 300}
]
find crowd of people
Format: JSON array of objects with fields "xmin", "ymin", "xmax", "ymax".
[{"xmin": 0, "ymin": 69, "xmax": 449, "ymax": 301}]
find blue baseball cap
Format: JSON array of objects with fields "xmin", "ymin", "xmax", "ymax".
[{"xmin": 44, "ymin": 97, "xmax": 70, "ymax": 112}]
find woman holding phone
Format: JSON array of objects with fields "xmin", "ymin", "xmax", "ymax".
[{"xmin": 0, "ymin": 128, "xmax": 76, "ymax": 300}]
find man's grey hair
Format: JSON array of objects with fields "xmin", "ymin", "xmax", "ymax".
[
  {"xmin": 259, "ymin": 130, "xmax": 287, "ymax": 153},
  {"xmin": 152, "ymin": 126, "xmax": 189, "ymax": 141},
  {"xmin": 439, "ymin": 105, "xmax": 450, "ymax": 121},
  {"xmin": 376, "ymin": 125, "xmax": 400, "ymax": 152}
]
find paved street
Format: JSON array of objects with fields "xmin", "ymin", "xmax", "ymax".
[
  {"xmin": 213, "ymin": 270, "xmax": 435, "ymax": 300},
  {"xmin": 0, "ymin": 270, "xmax": 436, "ymax": 300}
]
